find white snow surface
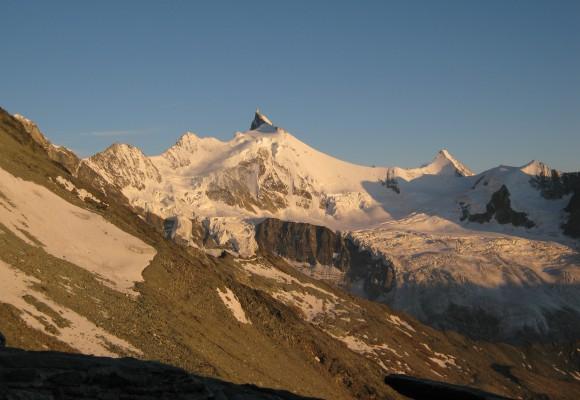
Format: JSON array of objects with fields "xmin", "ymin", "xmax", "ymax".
[
  {"xmin": 0, "ymin": 167, "xmax": 157, "ymax": 294},
  {"xmin": 54, "ymin": 176, "xmax": 102, "ymax": 204},
  {"xmin": 82, "ymin": 115, "xmax": 509, "ymax": 253},
  {"xmin": 351, "ymin": 214, "xmax": 580, "ymax": 336},
  {"xmin": 0, "ymin": 259, "xmax": 141, "ymax": 356}
]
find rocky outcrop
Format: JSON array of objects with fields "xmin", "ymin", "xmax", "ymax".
[
  {"xmin": 384, "ymin": 374, "xmax": 513, "ymax": 400},
  {"xmin": 250, "ymin": 109, "xmax": 274, "ymax": 130},
  {"xmin": 84, "ymin": 143, "xmax": 162, "ymax": 191},
  {"xmin": 529, "ymin": 170, "xmax": 580, "ymax": 237},
  {"xmin": 463, "ymin": 185, "xmax": 535, "ymax": 228},
  {"xmin": 204, "ymin": 150, "xmax": 290, "ymax": 213},
  {"xmin": 0, "ymin": 347, "xmax": 319, "ymax": 400},
  {"xmin": 163, "ymin": 216, "xmax": 179, "ymax": 240},
  {"xmin": 13, "ymin": 113, "xmax": 80, "ymax": 174},
  {"xmin": 255, "ymin": 218, "xmax": 395, "ymax": 300},
  {"xmin": 255, "ymin": 218, "xmax": 350, "ymax": 269},
  {"xmin": 345, "ymin": 239, "xmax": 396, "ymax": 300},
  {"xmin": 564, "ymin": 190, "xmax": 580, "ymax": 237}
]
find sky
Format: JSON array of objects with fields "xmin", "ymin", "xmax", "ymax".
[{"xmin": 1, "ymin": 0, "xmax": 579, "ymax": 172}]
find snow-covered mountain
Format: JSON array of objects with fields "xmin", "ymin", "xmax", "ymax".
[
  {"xmin": 76, "ymin": 110, "xmax": 580, "ymax": 343},
  {"xmin": 81, "ymin": 111, "xmax": 485, "ymax": 234},
  {"xmin": 8, "ymin": 106, "xmax": 580, "ymax": 399},
  {"xmin": 81, "ymin": 110, "xmax": 575, "ymax": 244}
]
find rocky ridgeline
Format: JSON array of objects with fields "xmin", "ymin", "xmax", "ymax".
[
  {"xmin": 0, "ymin": 346, "xmax": 319, "ymax": 400},
  {"xmin": 13, "ymin": 114, "xmax": 80, "ymax": 175}
]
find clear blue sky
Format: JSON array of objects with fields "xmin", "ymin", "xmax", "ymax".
[{"xmin": 1, "ymin": 0, "xmax": 579, "ymax": 172}]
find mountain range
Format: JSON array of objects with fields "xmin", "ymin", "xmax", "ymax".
[
  {"xmin": 76, "ymin": 109, "xmax": 580, "ymax": 342},
  {"xmin": 1, "ymin": 106, "xmax": 579, "ymax": 399}
]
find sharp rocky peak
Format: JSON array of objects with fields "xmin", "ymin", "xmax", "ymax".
[{"xmin": 250, "ymin": 108, "xmax": 274, "ymax": 131}]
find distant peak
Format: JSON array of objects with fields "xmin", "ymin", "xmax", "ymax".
[
  {"xmin": 437, "ymin": 149, "xmax": 452, "ymax": 159},
  {"xmin": 423, "ymin": 148, "xmax": 474, "ymax": 177},
  {"xmin": 102, "ymin": 142, "xmax": 142, "ymax": 155},
  {"xmin": 521, "ymin": 160, "xmax": 554, "ymax": 177},
  {"xmin": 250, "ymin": 108, "xmax": 274, "ymax": 130},
  {"xmin": 176, "ymin": 131, "xmax": 199, "ymax": 144}
]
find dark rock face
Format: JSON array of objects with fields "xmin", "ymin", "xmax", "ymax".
[
  {"xmin": 560, "ymin": 173, "xmax": 580, "ymax": 238},
  {"xmin": 384, "ymin": 374, "xmax": 514, "ymax": 400},
  {"xmin": 564, "ymin": 191, "xmax": 580, "ymax": 237},
  {"xmin": 530, "ymin": 168, "xmax": 567, "ymax": 199},
  {"xmin": 255, "ymin": 218, "xmax": 395, "ymax": 300},
  {"xmin": 381, "ymin": 170, "xmax": 400, "ymax": 194},
  {"xmin": 163, "ymin": 217, "xmax": 179, "ymax": 240},
  {"xmin": 530, "ymin": 171, "xmax": 580, "ymax": 238},
  {"xmin": 250, "ymin": 110, "xmax": 273, "ymax": 130},
  {"xmin": 255, "ymin": 218, "xmax": 350, "ymax": 269},
  {"xmin": 463, "ymin": 185, "xmax": 535, "ymax": 228},
  {"xmin": 0, "ymin": 347, "xmax": 319, "ymax": 400},
  {"xmin": 0, "ymin": 332, "xmax": 5, "ymax": 347}
]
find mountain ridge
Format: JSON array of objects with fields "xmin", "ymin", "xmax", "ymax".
[{"xmin": 2, "ymin": 106, "xmax": 580, "ymax": 399}]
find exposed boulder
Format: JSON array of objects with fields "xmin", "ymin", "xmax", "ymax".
[{"xmin": 0, "ymin": 347, "xmax": 319, "ymax": 400}]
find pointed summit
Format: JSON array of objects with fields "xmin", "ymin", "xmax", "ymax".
[
  {"xmin": 434, "ymin": 148, "xmax": 474, "ymax": 177},
  {"xmin": 520, "ymin": 160, "xmax": 554, "ymax": 177},
  {"xmin": 418, "ymin": 149, "xmax": 474, "ymax": 177},
  {"xmin": 250, "ymin": 108, "xmax": 274, "ymax": 130}
]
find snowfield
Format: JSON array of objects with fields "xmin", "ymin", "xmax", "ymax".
[
  {"xmin": 0, "ymin": 167, "xmax": 157, "ymax": 294},
  {"xmin": 82, "ymin": 111, "xmax": 573, "ymax": 254},
  {"xmin": 351, "ymin": 213, "xmax": 580, "ymax": 338}
]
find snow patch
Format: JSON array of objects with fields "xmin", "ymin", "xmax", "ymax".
[
  {"xmin": 0, "ymin": 260, "xmax": 141, "ymax": 356},
  {"xmin": 54, "ymin": 176, "xmax": 102, "ymax": 204},
  {"xmin": 217, "ymin": 287, "xmax": 251, "ymax": 324},
  {"xmin": 0, "ymin": 167, "xmax": 156, "ymax": 294}
]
